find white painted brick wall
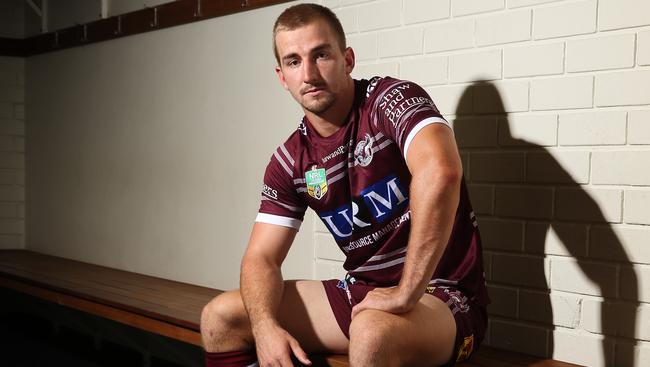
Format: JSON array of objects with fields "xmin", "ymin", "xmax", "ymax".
[
  {"xmin": 533, "ymin": 0, "xmax": 597, "ymax": 40},
  {"xmin": 628, "ymin": 110, "xmax": 650, "ymax": 145},
  {"xmin": 479, "ymin": 218, "xmax": 524, "ymax": 251},
  {"xmin": 639, "ymin": 30, "xmax": 650, "ymax": 66},
  {"xmin": 592, "ymin": 151, "xmax": 650, "ymax": 185},
  {"xmin": 598, "ymin": 0, "xmax": 650, "ymax": 31},
  {"xmin": 490, "ymin": 319, "xmax": 548, "ymax": 357},
  {"xmin": 320, "ymin": 1, "xmax": 650, "ymax": 364},
  {"xmin": 449, "ymin": 49, "xmax": 501, "ymax": 82},
  {"xmin": 0, "ymin": 57, "xmax": 24, "ymax": 250},
  {"xmin": 526, "ymin": 150, "xmax": 590, "ymax": 184},
  {"xmin": 399, "ymin": 56, "xmax": 447, "ymax": 86},
  {"xmin": 424, "ymin": 19, "xmax": 474, "ymax": 53},
  {"xmin": 595, "ymin": 70, "xmax": 650, "ymax": 107},
  {"xmin": 452, "ymin": 0, "xmax": 504, "ymax": 17},
  {"xmin": 555, "ymin": 187, "xmax": 623, "ymax": 223},
  {"xmin": 550, "ymin": 257, "xmax": 617, "ymax": 297},
  {"xmin": 475, "ymin": 9, "xmax": 531, "ymax": 46},
  {"xmin": 524, "ymin": 222, "xmax": 588, "ymax": 257},
  {"xmin": 621, "ymin": 265, "xmax": 649, "ymax": 303},
  {"xmin": 498, "ymin": 114, "xmax": 558, "ymax": 146},
  {"xmin": 468, "ymin": 184, "xmax": 494, "ymax": 214},
  {"xmin": 348, "ymin": 33, "xmax": 378, "ymax": 61},
  {"xmin": 503, "ymin": 42, "xmax": 564, "ymax": 78},
  {"xmin": 553, "ymin": 329, "xmax": 614, "ymax": 367},
  {"xmin": 616, "ymin": 340, "xmax": 650, "ymax": 366},
  {"xmin": 519, "ymin": 290, "xmax": 581, "ymax": 328},
  {"xmin": 378, "ymin": 27, "xmax": 423, "ymax": 58},
  {"xmin": 531, "ymin": 76, "xmax": 593, "ymax": 111},
  {"xmin": 495, "ymin": 186, "xmax": 554, "ymax": 219},
  {"xmin": 492, "ymin": 253, "xmax": 549, "ymax": 288},
  {"xmin": 403, "ymin": 0, "xmax": 449, "ymax": 25},
  {"xmin": 474, "ymin": 80, "xmax": 529, "ymax": 113},
  {"xmin": 471, "ymin": 152, "xmax": 525, "ymax": 182},
  {"xmin": 590, "ymin": 225, "xmax": 650, "ymax": 265},
  {"xmin": 486, "ymin": 284, "xmax": 518, "ymax": 317},
  {"xmin": 566, "ymin": 33, "xmax": 635, "ymax": 72},
  {"xmin": 508, "ymin": 0, "xmax": 563, "ymax": 8},
  {"xmin": 425, "ymin": 84, "xmax": 472, "ymax": 114},
  {"xmin": 558, "ymin": 111, "xmax": 627, "ymax": 146},
  {"xmin": 334, "ymin": 7, "xmax": 358, "ymax": 34},
  {"xmin": 453, "ymin": 117, "xmax": 498, "ymax": 148},
  {"xmin": 624, "ymin": 189, "xmax": 650, "ymax": 225},
  {"xmin": 357, "ymin": 0, "xmax": 401, "ymax": 32}
]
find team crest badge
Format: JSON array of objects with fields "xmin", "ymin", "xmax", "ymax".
[
  {"xmin": 456, "ymin": 335, "xmax": 474, "ymax": 362},
  {"xmin": 354, "ymin": 133, "xmax": 374, "ymax": 167},
  {"xmin": 305, "ymin": 166, "xmax": 328, "ymax": 200}
]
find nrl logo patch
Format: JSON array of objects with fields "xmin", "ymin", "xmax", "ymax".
[
  {"xmin": 305, "ymin": 166, "xmax": 328, "ymax": 200},
  {"xmin": 354, "ymin": 133, "xmax": 374, "ymax": 167}
]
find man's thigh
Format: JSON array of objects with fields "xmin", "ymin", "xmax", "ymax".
[
  {"xmin": 277, "ymin": 280, "xmax": 349, "ymax": 354},
  {"xmin": 350, "ymin": 293, "xmax": 457, "ymax": 367}
]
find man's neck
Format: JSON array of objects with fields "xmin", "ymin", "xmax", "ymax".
[{"xmin": 305, "ymin": 78, "xmax": 355, "ymax": 138}]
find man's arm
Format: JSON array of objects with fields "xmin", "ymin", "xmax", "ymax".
[
  {"xmin": 352, "ymin": 123, "xmax": 462, "ymax": 317},
  {"xmin": 240, "ymin": 222, "xmax": 311, "ymax": 366}
]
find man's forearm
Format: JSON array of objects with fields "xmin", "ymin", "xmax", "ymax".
[
  {"xmin": 398, "ymin": 167, "xmax": 461, "ymax": 305},
  {"xmin": 240, "ymin": 256, "xmax": 285, "ymax": 331}
]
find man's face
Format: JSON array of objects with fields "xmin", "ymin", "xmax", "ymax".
[{"xmin": 274, "ymin": 20, "xmax": 354, "ymax": 115}]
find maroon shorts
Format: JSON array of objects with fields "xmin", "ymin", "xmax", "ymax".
[{"xmin": 322, "ymin": 279, "xmax": 487, "ymax": 365}]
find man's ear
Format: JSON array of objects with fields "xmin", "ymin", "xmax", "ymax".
[
  {"xmin": 344, "ymin": 47, "xmax": 355, "ymax": 74},
  {"xmin": 275, "ymin": 66, "xmax": 289, "ymax": 90}
]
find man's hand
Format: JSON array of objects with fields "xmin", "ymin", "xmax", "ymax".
[
  {"xmin": 253, "ymin": 320, "xmax": 312, "ymax": 367},
  {"xmin": 351, "ymin": 286, "xmax": 417, "ymax": 319}
]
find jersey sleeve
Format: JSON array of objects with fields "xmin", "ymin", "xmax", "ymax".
[
  {"xmin": 255, "ymin": 145, "xmax": 307, "ymax": 230},
  {"xmin": 366, "ymin": 77, "xmax": 450, "ymax": 163}
]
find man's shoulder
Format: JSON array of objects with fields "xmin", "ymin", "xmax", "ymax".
[
  {"xmin": 265, "ymin": 122, "xmax": 308, "ymax": 173},
  {"xmin": 363, "ymin": 75, "xmax": 419, "ymax": 98}
]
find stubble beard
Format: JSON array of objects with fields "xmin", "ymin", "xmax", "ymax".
[{"xmin": 300, "ymin": 91, "xmax": 336, "ymax": 115}]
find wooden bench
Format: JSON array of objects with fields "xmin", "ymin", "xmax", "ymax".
[{"xmin": 0, "ymin": 250, "xmax": 580, "ymax": 367}]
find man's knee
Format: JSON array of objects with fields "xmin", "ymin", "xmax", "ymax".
[
  {"xmin": 200, "ymin": 291, "xmax": 251, "ymax": 351},
  {"xmin": 348, "ymin": 310, "xmax": 396, "ymax": 365}
]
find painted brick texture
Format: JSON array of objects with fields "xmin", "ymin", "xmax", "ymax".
[
  {"xmin": 0, "ymin": 57, "xmax": 24, "ymax": 250},
  {"xmin": 319, "ymin": 0, "xmax": 650, "ymax": 365}
]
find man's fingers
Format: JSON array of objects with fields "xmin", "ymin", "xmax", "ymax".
[
  {"xmin": 288, "ymin": 337, "xmax": 312, "ymax": 365},
  {"xmin": 351, "ymin": 301, "xmax": 367, "ymax": 319}
]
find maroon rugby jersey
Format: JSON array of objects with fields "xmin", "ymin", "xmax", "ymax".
[{"xmin": 257, "ymin": 77, "xmax": 488, "ymax": 306}]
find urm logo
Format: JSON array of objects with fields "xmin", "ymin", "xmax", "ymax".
[{"xmin": 320, "ymin": 175, "xmax": 409, "ymax": 241}]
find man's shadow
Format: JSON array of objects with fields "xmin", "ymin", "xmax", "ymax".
[{"xmin": 453, "ymin": 82, "xmax": 639, "ymax": 366}]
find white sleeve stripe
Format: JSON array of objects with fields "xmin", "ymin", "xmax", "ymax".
[
  {"xmin": 403, "ymin": 117, "xmax": 450, "ymax": 165},
  {"xmin": 273, "ymin": 150, "xmax": 294, "ymax": 177},
  {"xmin": 280, "ymin": 144, "xmax": 295, "ymax": 165},
  {"xmin": 255, "ymin": 213, "xmax": 302, "ymax": 230}
]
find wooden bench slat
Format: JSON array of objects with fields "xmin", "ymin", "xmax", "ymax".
[
  {"xmin": 0, "ymin": 263, "xmax": 205, "ymax": 327},
  {"xmin": 0, "ymin": 251, "xmax": 217, "ymax": 301},
  {"xmin": 0, "ymin": 250, "xmax": 220, "ymax": 329},
  {"xmin": 0, "ymin": 276, "xmax": 203, "ymax": 346},
  {"xmin": 6, "ymin": 263, "xmax": 212, "ymax": 321},
  {"xmin": 0, "ymin": 250, "xmax": 584, "ymax": 367}
]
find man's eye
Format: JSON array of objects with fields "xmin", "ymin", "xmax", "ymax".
[
  {"xmin": 317, "ymin": 52, "xmax": 329, "ymax": 59},
  {"xmin": 287, "ymin": 59, "xmax": 299, "ymax": 67}
]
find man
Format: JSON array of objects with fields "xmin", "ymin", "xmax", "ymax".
[{"xmin": 201, "ymin": 4, "xmax": 488, "ymax": 367}]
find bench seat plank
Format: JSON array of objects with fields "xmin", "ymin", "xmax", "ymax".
[
  {"xmin": 0, "ymin": 250, "xmax": 582, "ymax": 367},
  {"xmin": 0, "ymin": 250, "xmax": 220, "ymax": 333}
]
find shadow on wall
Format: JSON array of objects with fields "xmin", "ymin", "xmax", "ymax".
[{"xmin": 453, "ymin": 82, "xmax": 639, "ymax": 366}]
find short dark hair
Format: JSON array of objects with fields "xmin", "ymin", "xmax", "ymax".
[{"xmin": 272, "ymin": 3, "xmax": 346, "ymax": 65}]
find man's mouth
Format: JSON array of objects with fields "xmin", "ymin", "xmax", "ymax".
[{"xmin": 303, "ymin": 86, "xmax": 325, "ymax": 95}]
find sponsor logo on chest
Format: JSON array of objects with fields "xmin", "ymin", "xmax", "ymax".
[{"xmin": 319, "ymin": 174, "xmax": 409, "ymax": 241}]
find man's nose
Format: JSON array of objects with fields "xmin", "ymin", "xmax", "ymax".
[{"xmin": 302, "ymin": 59, "xmax": 320, "ymax": 83}]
